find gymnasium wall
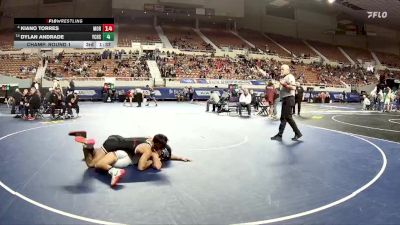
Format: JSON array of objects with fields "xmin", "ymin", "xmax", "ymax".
[
  {"xmin": 38, "ymin": 1, "xmax": 74, "ymax": 17},
  {"xmin": 239, "ymin": 0, "xmax": 337, "ymax": 40},
  {"xmin": 238, "ymin": 0, "xmax": 399, "ymax": 55},
  {"xmin": 74, "ymin": 0, "xmax": 112, "ymax": 17},
  {"xmin": 112, "ymin": 0, "xmax": 157, "ymax": 11},
  {"xmin": 0, "ymin": 0, "xmax": 39, "ymax": 29},
  {"xmin": 296, "ymin": 9, "xmax": 336, "ymax": 43}
]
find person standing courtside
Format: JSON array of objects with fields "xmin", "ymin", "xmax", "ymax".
[
  {"xmin": 271, "ymin": 65, "xmax": 302, "ymax": 141},
  {"xmin": 293, "ymin": 82, "xmax": 304, "ymax": 116}
]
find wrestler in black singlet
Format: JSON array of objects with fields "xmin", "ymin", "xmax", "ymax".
[
  {"xmin": 102, "ymin": 135, "xmax": 148, "ymax": 154},
  {"xmin": 102, "ymin": 135, "xmax": 172, "ymax": 161}
]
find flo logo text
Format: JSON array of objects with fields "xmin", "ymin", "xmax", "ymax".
[{"xmin": 367, "ymin": 11, "xmax": 388, "ymax": 19}]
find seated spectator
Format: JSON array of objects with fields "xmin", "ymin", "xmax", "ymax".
[
  {"xmin": 175, "ymin": 90, "xmax": 185, "ymax": 102},
  {"xmin": 65, "ymin": 91, "xmax": 80, "ymax": 118},
  {"xmin": 49, "ymin": 88, "xmax": 66, "ymax": 119},
  {"xmin": 206, "ymin": 90, "xmax": 220, "ymax": 112},
  {"xmin": 24, "ymin": 87, "xmax": 41, "ymax": 120},
  {"xmin": 238, "ymin": 89, "xmax": 252, "ymax": 116}
]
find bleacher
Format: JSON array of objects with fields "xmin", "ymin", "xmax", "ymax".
[
  {"xmin": 308, "ymin": 41, "xmax": 350, "ymax": 63},
  {"xmin": 375, "ymin": 52, "xmax": 400, "ymax": 68},
  {"xmin": 117, "ymin": 17, "xmax": 161, "ymax": 47},
  {"xmin": 201, "ymin": 28, "xmax": 250, "ymax": 50},
  {"xmin": 341, "ymin": 46, "xmax": 374, "ymax": 63},
  {"xmin": 0, "ymin": 55, "xmax": 40, "ymax": 79},
  {"xmin": 267, "ymin": 33, "xmax": 317, "ymax": 58},
  {"xmin": 238, "ymin": 29, "xmax": 291, "ymax": 57},
  {"xmin": 162, "ymin": 26, "xmax": 212, "ymax": 52}
]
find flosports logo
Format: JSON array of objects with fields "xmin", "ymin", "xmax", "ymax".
[{"xmin": 367, "ymin": 11, "xmax": 388, "ymax": 19}]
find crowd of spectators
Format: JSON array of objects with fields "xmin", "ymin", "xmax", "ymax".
[
  {"xmin": 157, "ymin": 53, "xmax": 271, "ymax": 80},
  {"xmin": 1, "ymin": 49, "xmax": 398, "ymax": 88},
  {"xmin": 45, "ymin": 50, "xmax": 151, "ymax": 79}
]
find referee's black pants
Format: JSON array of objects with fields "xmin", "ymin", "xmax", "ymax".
[{"xmin": 278, "ymin": 96, "xmax": 302, "ymax": 136}]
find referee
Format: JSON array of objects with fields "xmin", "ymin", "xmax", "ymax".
[{"xmin": 271, "ymin": 64, "xmax": 302, "ymax": 141}]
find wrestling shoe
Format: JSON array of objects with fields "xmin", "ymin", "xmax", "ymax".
[
  {"xmin": 74, "ymin": 136, "xmax": 95, "ymax": 146},
  {"xmin": 110, "ymin": 168, "xmax": 126, "ymax": 186},
  {"xmin": 68, "ymin": 131, "xmax": 87, "ymax": 138}
]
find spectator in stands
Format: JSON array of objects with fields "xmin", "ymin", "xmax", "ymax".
[
  {"xmin": 238, "ymin": 89, "xmax": 252, "ymax": 117},
  {"xmin": 206, "ymin": 90, "xmax": 220, "ymax": 112}
]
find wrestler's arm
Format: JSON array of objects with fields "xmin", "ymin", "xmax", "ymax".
[
  {"xmin": 170, "ymin": 154, "xmax": 191, "ymax": 162},
  {"xmin": 136, "ymin": 143, "xmax": 153, "ymax": 171},
  {"xmin": 151, "ymin": 152, "xmax": 162, "ymax": 170}
]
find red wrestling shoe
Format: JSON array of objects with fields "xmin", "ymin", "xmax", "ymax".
[
  {"xmin": 74, "ymin": 136, "xmax": 95, "ymax": 145},
  {"xmin": 111, "ymin": 169, "xmax": 126, "ymax": 186}
]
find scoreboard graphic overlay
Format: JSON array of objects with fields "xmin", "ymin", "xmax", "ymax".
[{"xmin": 14, "ymin": 18, "xmax": 115, "ymax": 49}]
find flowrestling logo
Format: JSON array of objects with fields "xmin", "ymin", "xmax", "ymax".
[{"xmin": 367, "ymin": 11, "xmax": 388, "ymax": 19}]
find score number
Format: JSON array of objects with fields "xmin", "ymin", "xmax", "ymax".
[{"xmin": 102, "ymin": 24, "xmax": 114, "ymax": 32}]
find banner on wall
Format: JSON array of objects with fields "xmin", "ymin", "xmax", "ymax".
[{"xmin": 179, "ymin": 79, "xmax": 266, "ymax": 85}]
